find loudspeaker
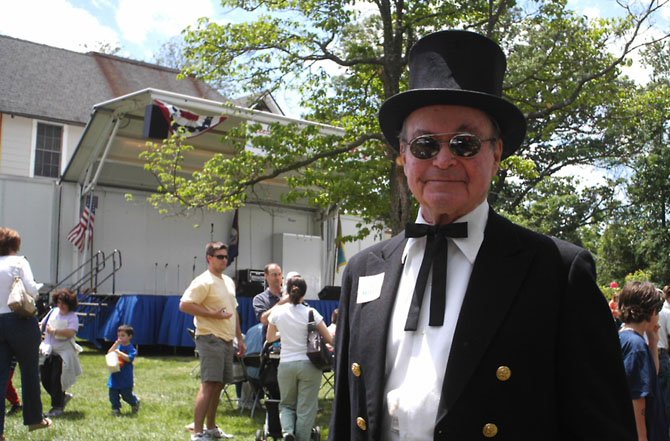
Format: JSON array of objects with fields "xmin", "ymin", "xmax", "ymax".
[
  {"xmin": 318, "ymin": 285, "xmax": 341, "ymax": 301},
  {"xmin": 236, "ymin": 269, "xmax": 265, "ymax": 297},
  {"xmin": 143, "ymin": 104, "xmax": 169, "ymax": 139},
  {"xmin": 237, "ymin": 280, "xmax": 264, "ymax": 297},
  {"xmin": 237, "ymin": 269, "xmax": 265, "ymax": 283}
]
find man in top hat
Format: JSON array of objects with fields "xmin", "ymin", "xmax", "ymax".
[{"xmin": 328, "ymin": 30, "xmax": 636, "ymax": 441}]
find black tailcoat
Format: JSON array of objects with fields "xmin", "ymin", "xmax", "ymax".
[{"xmin": 329, "ymin": 210, "xmax": 636, "ymax": 441}]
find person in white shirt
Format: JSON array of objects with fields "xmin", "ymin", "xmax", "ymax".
[
  {"xmin": 267, "ymin": 276, "xmax": 333, "ymax": 441},
  {"xmin": 0, "ymin": 227, "xmax": 52, "ymax": 439},
  {"xmin": 657, "ymin": 285, "xmax": 670, "ymax": 419}
]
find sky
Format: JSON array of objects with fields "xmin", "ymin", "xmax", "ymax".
[
  {"xmin": 0, "ymin": 0, "xmax": 226, "ymax": 62},
  {"xmin": 2, "ymin": 0, "xmax": 668, "ymax": 73}
]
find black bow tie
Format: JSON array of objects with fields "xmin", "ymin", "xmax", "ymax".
[{"xmin": 404, "ymin": 222, "xmax": 468, "ymax": 331}]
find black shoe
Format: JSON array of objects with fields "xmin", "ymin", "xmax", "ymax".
[
  {"xmin": 6, "ymin": 403, "xmax": 22, "ymax": 416},
  {"xmin": 283, "ymin": 434, "xmax": 295, "ymax": 441}
]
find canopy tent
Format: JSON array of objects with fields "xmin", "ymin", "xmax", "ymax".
[{"xmin": 60, "ymin": 87, "xmax": 343, "ymax": 193}]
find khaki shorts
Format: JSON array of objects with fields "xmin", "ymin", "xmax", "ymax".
[{"xmin": 195, "ymin": 334, "xmax": 234, "ymax": 384}]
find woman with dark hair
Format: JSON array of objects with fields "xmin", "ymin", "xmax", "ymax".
[
  {"xmin": 267, "ymin": 276, "xmax": 333, "ymax": 441},
  {"xmin": 39, "ymin": 288, "xmax": 83, "ymax": 417},
  {"xmin": 0, "ymin": 227, "xmax": 52, "ymax": 439},
  {"xmin": 618, "ymin": 281, "xmax": 668, "ymax": 441}
]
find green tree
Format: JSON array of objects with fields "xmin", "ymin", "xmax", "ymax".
[
  {"xmin": 143, "ymin": 0, "xmax": 670, "ymax": 237},
  {"xmin": 594, "ymin": 40, "xmax": 670, "ymax": 284},
  {"xmin": 154, "ymin": 36, "xmax": 189, "ymax": 70},
  {"xmin": 596, "ymin": 220, "xmax": 643, "ymax": 286},
  {"xmin": 81, "ymin": 41, "xmax": 121, "ymax": 55},
  {"xmin": 506, "ymin": 175, "xmax": 623, "ymax": 246}
]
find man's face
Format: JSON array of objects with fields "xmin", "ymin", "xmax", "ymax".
[
  {"xmin": 207, "ymin": 249, "xmax": 228, "ymax": 275},
  {"xmin": 401, "ymin": 105, "xmax": 503, "ymax": 224},
  {"xmin": 265, "ymin": 264, "xmax": 283, "ymax": 294}
]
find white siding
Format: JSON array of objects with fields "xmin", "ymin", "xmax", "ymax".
[
  {"xmin": 1, "ymin": 114, "xmax": 33, "ymax": 176},
  {"xmin": 0, "ymin": 175, "xmax": 59, "ymax": 283},
  {"xmin": 0, "ymin": 114, "xmax": 83, "ymax": 177},
  {"xmin": 60, "ymin": 187, "xmax": 321, "ymax": 295}
]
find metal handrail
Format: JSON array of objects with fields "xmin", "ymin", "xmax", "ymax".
[
  {"xmin": 69, "ymin": 250, "xmax": 123, "ymax": 335},
  {"xmin": 54, "ymin": 249, "xmax": 123, "ymax": 295},
  {"xmin": 93, "ymin": 249, "xmax": 122, "ymax": 295},
  {"xmin": 56, "ymin": 250, "xmax": 105, "ymax": 292}
]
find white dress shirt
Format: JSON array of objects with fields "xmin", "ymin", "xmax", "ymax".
[{"xmin": 382, "ymin": 201, "xmax": 489, "ymax": 441}]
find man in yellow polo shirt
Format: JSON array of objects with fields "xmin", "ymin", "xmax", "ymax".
[{"xmin": 180, "ymin": 242, "xmax": 246, "ymax": 441}]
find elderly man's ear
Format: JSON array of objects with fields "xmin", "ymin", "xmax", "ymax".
[{"xmin": 395, "ymin": 149, "xmax": 406, "ymax": 166}]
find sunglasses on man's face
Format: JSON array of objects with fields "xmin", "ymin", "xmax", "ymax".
[
  {"xmin": 404, "ymin": 132, "xmax": 497, "ymax": 160},
  {"xmin": 212, "ymin": 254, "xmax": 228, "ymax": 260}
]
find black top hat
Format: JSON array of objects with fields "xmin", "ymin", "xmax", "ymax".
[{"xmin": 378, "ymin": 30, "xmax": 526, "ymax": 159}]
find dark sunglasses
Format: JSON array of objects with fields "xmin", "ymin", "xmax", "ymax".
[
  {"xmin": 405, "ymin": 132, "xmax": 497, "ymax": 160},
  {"xmin": 212, "ymin": 254, "xmax": 228, "ymax": 260}
]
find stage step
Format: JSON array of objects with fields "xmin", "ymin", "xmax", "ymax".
[{"xmin": 78, "ymin": 301, "xmax": 108, "ymax": 307}]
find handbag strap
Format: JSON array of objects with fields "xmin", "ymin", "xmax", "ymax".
[
  {"xmin": 307, "ymin": 308, "xmax": 317, "ymax": 334},
  {"xmin": 41, "ymin": 308, "xmax": 55, "ymax": 334}
]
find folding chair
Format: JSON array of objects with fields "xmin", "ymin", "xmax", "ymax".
[
  {"xmin": 187, "ymin": 328, "xmax": 200, "ymax": 378},
  {"xmin": 222, "ymin": 354, "xmax": 249, "ymax": 411},
  {"xmin": 320, "ymin": 368, "xmax": 335, "ymax": 399}
]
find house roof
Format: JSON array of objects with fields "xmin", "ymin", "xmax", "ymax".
[{"xmin": 0, "ymin": 34, "xmax": 225, "ymax": 125}]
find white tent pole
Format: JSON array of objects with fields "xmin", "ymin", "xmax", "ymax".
[{"xmin": 82, "ymin": 116, "xmax": 122, "ymax": 195}]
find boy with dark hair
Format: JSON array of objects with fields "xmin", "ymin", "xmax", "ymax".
[
  {"xmin": 107, "ymin": 324, "xmax": 140, "ymax": 415},
  {"xmin": 618, "ymin": 281, "xmax": 668, "ymax": 441}
]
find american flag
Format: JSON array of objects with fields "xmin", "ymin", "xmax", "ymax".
[
  {"xmin": 67, "ymin": 206, "xmax": 95, "ymax": 252},
  {"xmin": 154, "ymin": 99, "xmax": 226, "ymax": 138}
]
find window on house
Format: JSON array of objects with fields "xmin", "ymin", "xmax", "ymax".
[{"xmin": 34, "ymin": 123, "xmax": 63, "ymax": 178}]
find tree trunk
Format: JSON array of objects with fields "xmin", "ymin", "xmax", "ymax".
[{"xmin": 389, "ymin": 159, "xmax": 413, "ymax": 235}]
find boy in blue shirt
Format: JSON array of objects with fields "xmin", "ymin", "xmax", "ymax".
[
  {"xmin": 618, "ymin": 281, "xmax": 669, "ymax": 441},
  {"xmin": 107, "ymin": 324, "xmax": 140, "ymax": 415}
]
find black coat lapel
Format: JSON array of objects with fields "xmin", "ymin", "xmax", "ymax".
[
  {"xmin": 357, "ymin": 232, "xmax": 406, "ymax": 362},
  {"xmin": 354, "ymin": 234, "xmax": 406, "ymax": 437},
  {"xmin": 437, "ymin": 211, "xmax": 534, "ymax": 419}
]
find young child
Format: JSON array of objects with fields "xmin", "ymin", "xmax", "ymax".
[
  {"xmin": 618, "ymin": 281, "xmax": 669, "ymax": 441},
  {"xmin": 107, "ymin": 324, "xmax": 140, "ymax": 415}
]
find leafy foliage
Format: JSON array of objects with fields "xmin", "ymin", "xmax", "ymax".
[
  {"xmin": 590, "ymin": 36, "xmax": 670, "ymax": 285},
  {"xmin": 141, "ymin": 0, "xmax": 670, "ymax": 270}
]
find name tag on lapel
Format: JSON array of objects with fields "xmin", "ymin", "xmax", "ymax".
[{"xmin": 357, "ymin": 273, "xmax": 385, "ymax": 303}]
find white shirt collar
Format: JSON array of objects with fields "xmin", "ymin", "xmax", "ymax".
[{"xmin": 402, "ymin": 200, "xmax": 489, "ymax": 264}]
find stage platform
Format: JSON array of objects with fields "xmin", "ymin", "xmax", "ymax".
[{"xmin": 77, "ymin": 294, "xmax": 339, "ymax": 348}]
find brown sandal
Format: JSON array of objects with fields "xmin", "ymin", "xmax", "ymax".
[{"xmin": 28, "ymin": 417, "xmax": 53, "ymax": 431}]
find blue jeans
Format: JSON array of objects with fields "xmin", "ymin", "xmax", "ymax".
[
  {"xmin": 0, "ymin": 313, "xmax": 44, "ymax": 433},
  {"xmin": 277, "ymin": 360, "xmax": 322, "ymax": 441},
  {"xmin": 109, "ymin": 387, "xmax": 139, "ymax": 410}
]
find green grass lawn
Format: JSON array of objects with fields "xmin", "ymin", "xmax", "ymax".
[{"xmin": 4, "ymin": 343, "xmax": 333, "ymax": 441}]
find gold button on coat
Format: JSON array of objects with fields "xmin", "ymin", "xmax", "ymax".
[
  {"xmin": 482, "ymin": 423, "xmax": 498, "ymax": 438},
  {"xmin": 496, "ymin": 366, "xmax": 511, "ymax": 381},
  {"xmin": 356, "ymin": 417, "xmax": 367, "ymax": 431},
  {"xmin": 351, "ymin": 363, "xmax": 362, "ymax": 377}
]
